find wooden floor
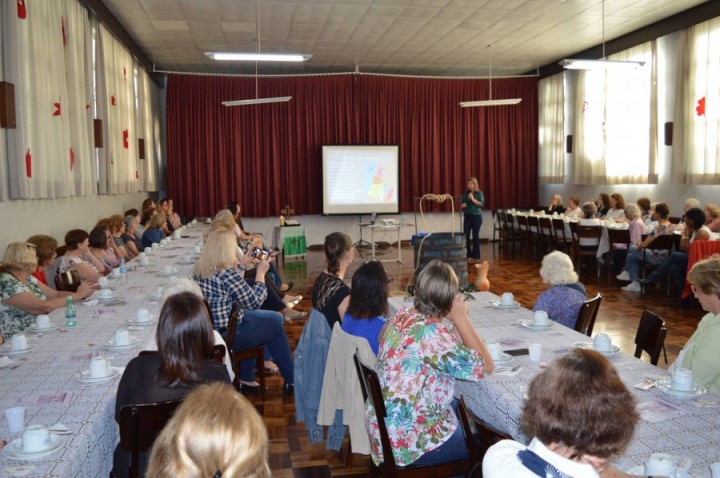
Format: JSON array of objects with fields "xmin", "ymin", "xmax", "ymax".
[{"xmin": 251, "ymin": 240, "xmax": 704, "ymax": 477}]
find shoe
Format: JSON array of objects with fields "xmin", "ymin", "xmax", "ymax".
[
  {"xmin": 264, "ymin": 361, "xmax": 280, "ymax": 374},
  {"xmin": 239, "ymin": 382, "xmax": 261, "ymax": 394},
  {"xmin": 280, "ymin": 281, "xmax": 294, "ymax": 293},
  {"xmin": 283, "ymin": 295, "xmax": 302, "ymax": 307},
  {"xmin": 638, "ymin": 278, "xmax": 655, "ymax": 288},
  {"xmin": 622, "ymin": 281, "xmax": 641, "ymax": 292},
  {"xmin": 282, "ymin": 383, "xmax": 294, "ymax": 397},
  {"xmin": 282, "ymin": 309, "xmax": 307, "ymax": 323},
  {"xmin": 616, "ymin": 271, "xmax": 630, "ymax": 281}
]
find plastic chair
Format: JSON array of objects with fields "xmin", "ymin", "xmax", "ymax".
[
  {"xmin": 574, "ymin": 293, "xmax": 602, "ymax": 337},
  {"xmin": 634, "ymin": 310, "xmax": 668, "ymax": 365},
  {"xmin": 456, "ymin": 396, "xmax": 511, "ymax": 478},
  {"xmin": 118, "ymin": 399, "xmax": 184, "ymax": 478},
  {"xmin": 353, "ymin": 352, "xmax": 471, "ymax": 478}
]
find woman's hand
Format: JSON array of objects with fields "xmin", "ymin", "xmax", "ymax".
[
  {"xmin": 255, "ymin": 256, "xmax": 271, "ymax": 275},
  {"xmin": 447, "ymin": 293, "xmax": 468, "ymax": 324},
  {"xmin": 76, "ymin": 281, "xmax": 96, "ymax": 300}
]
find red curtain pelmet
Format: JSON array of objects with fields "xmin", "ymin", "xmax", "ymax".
[{"xmin": 166, "ymin": 73, "xmax": 538, "ymax": 217}]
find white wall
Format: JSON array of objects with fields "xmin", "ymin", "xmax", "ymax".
[
  {"xmin": 0, "ymin": 192, "xmax": 151, "ymax": 253},
  {"xmin": 539, "ymin": 32, "xmax": 719, "ymax": 216}
]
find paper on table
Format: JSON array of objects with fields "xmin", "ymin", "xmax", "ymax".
[
  {"xmin": 0, "ymin": 356, "xmax": 19, "ymax": 368},
  {"xmin": 637, "ymin": 399, "xmax": 689, "ymax": 423}
]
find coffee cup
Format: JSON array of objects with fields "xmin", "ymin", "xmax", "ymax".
[
  {"xmin": 487, "ymin": 342, "xmax": 503, "ymax": 360},
  {"xmin": 671, "ymin": 368, "xmax": 694, "ymax": 391},
  {"xmin": 136, "ymin": 308, "xmax": 150, "ymax": 323},
  {"xmin": 160, "ymin": 238, "xmax": 167, "ymax": 246},
  {"xmin": 98, "ymin": 276, "xmax": 109, "ymax": 288},
  {"xmin": 593, "ymin": 333, "xmax": 612, "ymax": 352},
  {"xmin": 644, "ymin": 453, "xmax": 677, "ymax": 478},
  {"xmin": 111, "ymin": 268, "xmax": 121, "ymax": 277},
  {"xmin": 35, "ymin": 314, "xmax": 51, "ymax": 329},
  {"xmin": 98, "ymin": 288, "xmax": 113, "ymax": 299},
  {"xmin": 173, "ymin": 231, "xmax": 181, "ymax": 239},
  {"xmin": 710, "ymin": 462, "xmax": 720, "ymax": 478},
  {"xmin": 11, "ymin": 334, "xmax": 28, "ymax": 351},
  {"xmin": 140, "ymin": 255, "xmax": 150, "ymax": 265},
  {"xmin": 529, "ymin": 343, "xmax": 542, "ymax": 361},
  {"xmin": 532, "ymin": 310, "xmax": 549, "ymax": 326},
  {"xmin": 152, "ymin": 242, "xmax": 159, "ymax": 250},
  {"xmin": 21, "ymin": 425, "xmax": 51, "ymax": 453},
  {"xmin": 166, "ymin": 236, "xmax": 172, "ymax": 243},
  {"xmin": 193, "ymin": 245, "xmax": 202, "ymax": 255},
  {"xmin": 89, "ymin": 357, "xmax": 110, "ymax": 378},
  {"xmin": 114, "ymin": 328, "xmax": 130, "ymax": 346},
  {"xmin": 183, "ymin": 253, "xmax": 193, "ymax": 263},
  {"xmin": 163, "ymin": 265, "xmax": 175, "ymax": 274},
  {"xmin": 153, "ymin": 286, "xmax": 164, "ymax": 299},
  {"xmin": 4, "ymin": 406, "xmax": 25, "ymax": 433},
  {"xmin": 138, "ymin": 251, "xmax": 146, "ymax": 259},
  {"xmin": 500, "ymin": 292, "xmax": 514, "ymax": 306}
]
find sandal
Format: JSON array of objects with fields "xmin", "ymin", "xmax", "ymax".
[
  {"xmin": 264, "ymin": 362, "xmax": 280, "ymax": 374},
  {"xmin": 282, "ymin": 309, "xmax": 307, "ymax": 322},
  {"xmin": 280, "ymin": 281, "xmax": 294, "ymax": 293}
]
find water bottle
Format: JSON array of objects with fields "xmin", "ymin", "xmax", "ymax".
[
  {"xmin": 119, "ymin": 258, "xmax": 127, "ymax": 275},
  {"xmin": 65, "ymin": 297, "xmax": 77, "ymax": 327}
]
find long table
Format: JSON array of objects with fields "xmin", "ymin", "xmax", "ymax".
[
  {"xmin": 389, "ymin": 293, "xmax": 720, "ymax": 477},
  {"xmin": 0, "ymin": 224, "xmax": 207, "ymax": 477}
]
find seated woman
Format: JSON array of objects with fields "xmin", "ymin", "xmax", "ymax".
[
  {"xmin": 141, "ymin": 212, "xmax": 167, "ymax": 248},
  {"xmin": 606, "ymin": 203, "xmax": 646, "ymax": 276},
  {"xmin": 483, "ymin": 349, "xmax": 638, "ymax": 478},
  {"xmin": 368, "ymin": 260, "xmax": 494, "ymax": 467},
  {"xmin": 167, "ymin": 198, "xmax": 183, "ymax": 230},
  {"xmin": 604, "ymin": 193, "xmax": 626, "ymax": 221},
  {"xmin": 341, "ymin": 261, "xmax": 388, "ymax": 354},
  {"xmin": 113, "ymin": 292, "xmax": 231, "ymax": 478},
  {"xmin": 26, "ymin": 234, "xmax": 57, "ymax": 286},
  {"xmin": 227, "ymin": 201, "xmax": 266, "ymax": 250},
  {"xmin": 58, "ymin": 229, "xmax": 107, "ymax": 281},
  {"xmin": 618, "ymin": 202, "xmax": 673, "ymax": 292},
  {"xmin": 578, "ymin": 202, "xmax": 602, "ymax": 248},
  {"xmin": 108, "ymin": 215, "xmax": 135, "ymax": 260},
  {"xmin": 122, "ymin": 215, "xmax": 144, "ymax": 255},
  {"xmin": 641, "ymin": 207, "xmax": 711, "ymax": 293},
  {"xmin": 193, "ymin": 230, "xmax": 294, "ymax": 396},
  {"xmin": 544, "ymin": 194, "xmax": 566, "ymax": 215},
  {"xmin": 704, "ymin": 203, "xmax": 720, "ymax": 232},
  {"xmin": 88, "ymin": 226, "xmax": 121, "ymax": 271},
  {"xmin": 1, "ymin": 242, "xmax": 94, "ymax": 340},
  {"xmin": 596, "ymin": 193, "xmax": 610, "ymax": 218},
  {"xmin": 672, "ymin": 255, "xmax": 720, "ymax": 392},
  {"xmin": 534, "ymin": 251, "xmax": 586, "ymax": 329},
  {"xmin": 312, "ymin": 232, "xmax": 353, "ymax": 328},
  {"xmin": 637, "ymin": 196, "xmax": 651, "ymax": 222},
  {"xmin": 147, "ymin": 382, "xmax": 270, "ymax": 478},
  {"xmin": 564, "ymin": 195, "xmax": 583, "ymax": 220}
]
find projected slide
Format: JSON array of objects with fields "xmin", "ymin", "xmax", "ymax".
[{"xmin": 322, "ymin": 145, "xmax": 399, "ymax": 215}]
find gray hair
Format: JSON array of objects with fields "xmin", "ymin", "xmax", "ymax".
[
  {"xmin": 160, "ymin": 278, "xmax": 204, "ymax": 306},
  {"xmin": 414, "ymin": 260, "xmax": 459, "ymax": 318},
  {"xmin": 624, "ymin": 203, "xmax": 641, "ymax": 220},
  {"xmin": 124, "ymin": 215, "xmax": 136, "ymax": 230},
  {"xmin": 685, "ymin": 198, "xmax": 701, "ymax": 211},
  {"xmin": 581, "ymin": 201, "xmax": 597, "ymax": 218},
  {"xmin": 540, "ymin": 251, "xmax": 578, "ymax": 286}
]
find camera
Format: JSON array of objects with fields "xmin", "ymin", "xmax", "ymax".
[{"xmin": 251, "ymin": 247, "xmax": 269, "ymax": 260}]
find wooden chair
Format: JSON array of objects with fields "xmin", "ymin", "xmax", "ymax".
[
  {"xmin": 668, "ymin": 216, "xmax": 682, "ymax": 225},
  {"xmin": 456, "ymin": 396, "xmax": 511, "ymax": 478},
  {"xmin": 515, "ymin": 215, "xmax": 532, "ymax": 257},
  {"xmin": 503, "ymin": 212, "xmax": 521, "ymax": 254},
  {"xmin": 527, "ymin": 215, "xmax": 543, "ymax": 258},
  {"xmin": 574, "ymin": 293, "xmax": 602, "ymax": 337},
  {"xmin": 606, "ymin": 228, "xmax": 631, "ymax": 280},
  {"xmin": 538, "ymin": 216, "xmax": 554, "ymax": 255},
  {"xmin": 634, "ymin": 310, "xmax": 668, "ymax": 365},
  {"xmin": 640, "ymin": 234, "xmax": 676, "ymax": 296},
  {"xmin": 55, "ymin": 269, "xmax": 81, "ymax": 292},
  {"xmin": 353, "ymin": 352, "xmax": 471, "ymax": 478},
  {"xmin": 492, "ymin": 210, "xmax": 505, "ymax": 247},
  {"xmin": 551, "ymin": 217, "xmax": 573, "ymax": 255},
  {"xmin": 574, "ymin": 225, "xmax": 602, "ymax": 275},
  {"xmin": 118, "ymin": 399, "xmax": 184, "ymax": 478},
  {"xmin": 224, "ymin": 307, "xmax": 267, "ymax": 400}
]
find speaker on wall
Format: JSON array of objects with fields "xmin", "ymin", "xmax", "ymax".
[
  {"xmin": 138, "ymin": 138, "xmax": 146, "ymax": 159},
  {"xmin": 0, "ymin": 82, "xmax": 16, "ymax": 128},
  {"xmin": 93, "ymin": 119, "xmax": 103, "ymax": 148},
  {"xmin": 566, "ymin": 134, "xmax": 573, "ymax": 153},
  {"xmin": 664, "ymin": 122, "xmax": 673, "ymax": 146}
]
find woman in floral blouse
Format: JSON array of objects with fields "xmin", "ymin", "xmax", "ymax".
[
  {"xmin": 1, "ymin": 242, "xmax": 94, "ymax": 340},
  {"xmin": 367, "ymin": 260, "xmax": 494, "ymax": 467}
]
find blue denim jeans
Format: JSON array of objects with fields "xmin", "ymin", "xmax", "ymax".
[
  {"xmin": 233, "ymin": 309, "xmax": 293, "ymax": 384},
  {"xmin": 464, "ymin": 214, "xmax": 483, "ymax": 259},
  {"xmin": 645, "ymin": 251, "xmax": 689, "ymax": 292},
  {"xmin": 625, "ymin": 245, "xmax": 665, "ymax": 281}
]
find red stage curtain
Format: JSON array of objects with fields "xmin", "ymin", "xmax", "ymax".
[{"xmin": 166, "ymin": 73, "xmax": 538, "ymax": 217}]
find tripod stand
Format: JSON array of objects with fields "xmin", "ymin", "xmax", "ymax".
[{"xmin": 354, "ymin": 215, "xmax": 373, "ymax": 249}]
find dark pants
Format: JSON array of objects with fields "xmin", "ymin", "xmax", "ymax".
[
  {"xmin": 464, "ymin": 214, "xmax": 482, "ymax": 259},
  {"xmin": 231, "ymin": 309, "xmax": 294, "ymax": 384},
  {"xmin": 646, "ymin": 251, "xmax": 689, "ymax": 292}
]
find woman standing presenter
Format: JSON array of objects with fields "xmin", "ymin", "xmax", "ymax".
[{"xmin": 461, "ymin": 177, "xmax": 484, "ymax": 261}]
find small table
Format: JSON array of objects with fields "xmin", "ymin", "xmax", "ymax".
[
  {"xmin": 273, "ymin": 225, "xmax": 307, "ymax": 259},
  {"xmin": 361, "ymin": 224, "xmax": 403, "ymax": 263}
]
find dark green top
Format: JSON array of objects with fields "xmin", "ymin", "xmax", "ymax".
[{"xmin": 462, "ymin": 190, "xmax": 484, "ymax": 215}]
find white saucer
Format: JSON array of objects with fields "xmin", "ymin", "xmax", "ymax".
[
  {"xmin": 97, "ymin": 294, "xmax": 117, "ymax": 302},
  {"xmin": 3, "ymin": 345, "xmax": 34, "ymax": 356},
  {"xmin": 128, "ymin": 315, "xmax": 158, "ymax": 326},
  {"xmin": 27, "ymin": 324, "xmax": 61, "ymax": 333},
  {"xmin": 492, "ymin": 352, "xmax": 513, "ymax": 364},
  {"xmin": 490, "ymin": 300, "xmax": 521, "ymax": 309},
  {"xmin": 158, "ymin": 270, "xmax": 179, "ymax": 276},
  {"xmin": 520, "ymin": 320, "xmax": 554, "ymax": 330},
  {"xmin": 626, "ymin": 465, "xmax": 689, "ymax": 478},
  {"xmin": 107, "ymin": 274, "xmax": 123, "ymax": 280},
  {"xmin": 655, "ymin": 378, "xmax": 707, "ymax": 398},
  {"xmin": 104, "ymin": 337, "xmax": 140, "ymax": 351},
  {"xmin": 5, "ymin": 434, "xmax": 65, "ymax": 460},
  {"xmin": 146, "ymin": 294, "xmax": 162, "ymax": 301},
  {"xmin": 76, "ymin": 367, "xmax": 121, "ymax": 383},
  {"xmin": 575, "ymin": 342, "xmax": 621, "ymax": 356}
]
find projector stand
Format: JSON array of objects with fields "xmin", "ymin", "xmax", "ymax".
[{"xmin": 354, "ymin": 215, "xmax": 373, "ymax": 250}]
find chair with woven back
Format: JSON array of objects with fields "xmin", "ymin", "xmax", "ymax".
[
  {"xmin": 353, "ymin": 352, "xmax": 471, "ymax": 478},
  {"xmin": 456, "ymin": 395, "xmax": 511, "ymax": 478},
  {"xmin": 574, "ymin": 293, "xmax": 602, "ymax": 337},
  {"xmin": 634, "ymin": 310, "xmax": 668, "ymax": 366},
  {"xmin": 574, "ymin": 225, "xmax": 602, "ymax": 276}
]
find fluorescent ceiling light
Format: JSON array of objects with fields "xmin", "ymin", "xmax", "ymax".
[
  {"xmin": 206, "ymin": 52, "xmax": 311, "ymax": 62},
  {"xmin": 460, "ymin": 99, "xmax": 523, "ymax": 107},
  {"xmin": 222, "ymin": 96, "xmax": 292, "ymax": 106},
  {"xmin": 559, "ymin": 59, "xmax": 645, "ymax": 70}
]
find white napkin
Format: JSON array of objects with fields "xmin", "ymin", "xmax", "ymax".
[
  {"xmin": 0, "ymin": 356, "xmax": 19, "ymax": 368},
  {"xmin": 82, "ymin": 299, "xmax": 99, "ymax": 306}
]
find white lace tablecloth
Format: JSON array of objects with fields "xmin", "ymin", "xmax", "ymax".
[
  {"xmin": 0, "ymin": 225, "xmax": 207, "ymax": 477},
  {"xmin": 390, "ymin": 292, "xmax": 720, "ymax": 477}
]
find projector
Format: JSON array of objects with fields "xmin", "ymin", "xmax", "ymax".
[{"xmin": 382, "ymin": 219, "xmax": 399, "ymax": 226}]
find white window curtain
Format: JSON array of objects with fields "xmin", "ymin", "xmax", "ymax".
[
  {"xmin": 538, "ymin": 73, "xmax": 565, "ymax": 184},
  {"xmin": 0, "ymin": 3, "xmax": 7, "ymax": 201},
  {"xmin": 676, "ymin": 17, "xmax": 720, "ymax": 184},
  {"xmin": 96, "ymin": 23, "xmax": 137, "ymax": 194},
  {"xmin": 3, "ymin": 0, "xmax": 95, "ymax": 199},
  {"xmin": 572, "ymin": 42, "xmax": 657, "ymax": 184},
  {"xmin": 135, "ymin": 65, "xmax": 160, "ymax": 191}
]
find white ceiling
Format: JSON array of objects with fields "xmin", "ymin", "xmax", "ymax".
[{"xmin": 99, "ymin": 0, "xmax": 708, "ymax": 76}]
